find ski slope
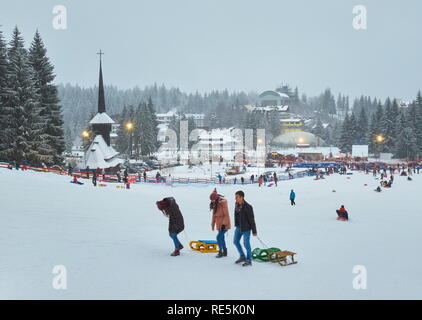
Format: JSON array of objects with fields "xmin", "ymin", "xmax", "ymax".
[{"xmin": 1, "ymin": 168, "xmax": 421, "ymax": 299}]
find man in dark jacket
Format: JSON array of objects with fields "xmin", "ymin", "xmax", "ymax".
[
  {"xmin": 233, "ymin": 191, "xmax": 257, "ymax": 266},
  {"xmin": 156, "ymin": 197, "xmax": 185, "ymax": 256}
]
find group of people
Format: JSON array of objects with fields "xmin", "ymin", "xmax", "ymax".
[{"xmin": 156, "ymin": 189, "xmax": 258, "ymax": 267}]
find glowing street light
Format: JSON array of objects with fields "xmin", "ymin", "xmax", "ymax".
[
  {"xmin": 81, "ymin": 130, "xmax": 90, "ymax": 139},
  {"xmin": 125, "ymin": 122, "xmax": 135, "ymax": 158},
  {"xmin": 125, "ymin": 121, "xmax": 134, "ymax": 131},
  {"xmin": 376, "ymin": 135, "xmax": 384, "ymax": 143},
  {"xmin": 375, "ymin": 134, "xmax": 385, "ymax": 160},
  {"xmin": 298, "ymin": 137, "xmax": 304, "ymax": 144}
]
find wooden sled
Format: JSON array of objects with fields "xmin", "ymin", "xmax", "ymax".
[
  {"xmin": 189, "ymin": 240, "xmax": 219, "ymax": 253},
  {"xmin": 268, "ymin": 250, "xmax": 298, "ymax": 267}
]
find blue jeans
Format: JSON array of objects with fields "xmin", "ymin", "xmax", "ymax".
[
  {"xmin": 216, "ymin": 230, "xmax": 227, "ymax": 250},
  {"xmin": 169, "ymin": 233, "xmax": 181, "ymax": 249},
  {"xmin": 233, "ymin": 227, "xmax": 252, "ymax": 261}
]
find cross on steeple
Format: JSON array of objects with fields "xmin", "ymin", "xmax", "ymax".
[{"xmin": 97, "ymin": 50, "xmax": 104, "ymax": 62}]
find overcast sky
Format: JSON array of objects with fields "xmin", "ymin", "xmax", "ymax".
[{"xmin": 1, "ymin": 0, "xmax": 421, "ymax": 101}]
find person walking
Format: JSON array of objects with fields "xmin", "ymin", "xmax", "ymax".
[
  {"xmin": 209, "ymin": 189, "xmax": 231, "ymax": 258},
  {"xmin": 290, "ymin": 189, "xmax": 296, "ymax": 206},
  {"xmin": 156, "ymin": 197, "xmax": 185, "ymax": 256},
  {"xmin": 92, "ymin": 169, "xmax": 97, "ymax": 187},
  {"xmin": 233, "ymin": 191, "xmax": 257, "ymax": 267}
]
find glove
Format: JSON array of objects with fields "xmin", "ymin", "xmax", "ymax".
[{"xmin": 221, "ymin": 224, "xmax": 226, "ymax": 231}]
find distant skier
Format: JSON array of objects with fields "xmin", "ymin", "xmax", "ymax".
[
  {"xmin": 290, "ymin": 190, "xmax": 296, "ymax": 206},
  {"xmin": 156, "ymin": 197, "xmax": 185, "ymax": 256},
  {"xmin": 233, "ymin": 191, "xmax": 257, "ymax": 267},
  {"xmin": 273, "ymin": 172, "xmax": 278, "ymax": 186},
  {"xmin": 241, "ymin": 176, "xmax": 245, "ymax": 185},
  {"xmin": 336, "ymin": 205, "xmax": 349, "ymax": 221},
  {"xmin": 375, "ymin": 186, "xmax": 382, "ymax": 192},
  {"xmin": 209, "ymin": 189, "xmax": 231, "ymax": 258}
]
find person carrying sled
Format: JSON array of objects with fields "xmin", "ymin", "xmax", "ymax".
[
  {"xmin": 290, "ymin": 189, "xmax": 296, "ymax": 206},
  {"xmin": 156, "ymin": 197, "xmax": 185, "ymax": 256},
  {"xmin": 233, "ymin": 191, "xmax": 257, "ymax": 267},
  {"xmin": 336, "ymin": 205, "xmax": 349, "ymax": 220},
  {"xmin": 209, "ymin": 189, "xmax": 231, "ymax": 258}
]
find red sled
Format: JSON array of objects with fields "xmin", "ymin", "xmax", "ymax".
[{"xmin": 337, "ymin": 217, "xmax": 348, "ymax": 221}]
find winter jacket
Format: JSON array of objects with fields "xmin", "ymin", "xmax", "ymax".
[
  {"xmin": 234, "ymin": 201, "xmax": 257, "ymax": 234},
  {"xmin": 164, "ymin": 197, "xmax": 185, "ymax": 234},
  {"xmin": 211, "ymin": 198, "xmax": 231, "ymax": 232},
  {"xmin": 290, "ymin": 191, "xmax": 296, "ymax": 200}
]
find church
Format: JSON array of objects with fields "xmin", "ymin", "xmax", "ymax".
[{"xmin": 84, "ymin": 52, "xmax": 124, "ymax": 170}]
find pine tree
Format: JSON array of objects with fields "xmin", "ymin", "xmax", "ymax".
[
  {"xmin": 29, "ymin": 30, "xmax": 65, "ymax": 164},
  {"xmin": 356, "ymin": 107, "xmax": 368, "ymax": 144},
  {"xmin": 339, "ymin": 113, "xmax": 352, "ymax": 153},
  {"xmin": 1, "ymin": 27, "xmax": 43, "ymax": 163},
  {"xmin": 379, "ymin": 98, "xmax": 395, "ymax": 152},
  {"xmin": 146, "ymin": 97, "xmax": 159, "ymax": 151},
  {"xmin": 0, "ymin": 28, "xmax": 8, "ymax": 154},
  {"xmin": 116, "ymin": 105, "xmax": 129, "ymax": 155},
  {"xmin": 367, "ymin": 103, "xmax": 384, "ymax": 153},
  {"xmin": 414, "ymin": 92, "xmax": 422, "ymax": 157},
  {"xmin": 394, "ymin": 111, "xmax": 418, "ymax": 160}
]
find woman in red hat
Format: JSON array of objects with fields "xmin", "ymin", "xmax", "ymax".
[{"xmin": 210, "ymin": 189, "xmax": 231, "ymax": 258}]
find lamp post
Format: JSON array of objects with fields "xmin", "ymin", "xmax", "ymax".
[
  {"xmin": 375, "ymin": 134, "xmax": 384, "ymax": 161},
  {"xmin": 125, "ymin": 121, "xmax": 135, "ymax": 159},
  {"xmin": 257, "ymin": 137, "xmax": 264, "ymax": 177}
]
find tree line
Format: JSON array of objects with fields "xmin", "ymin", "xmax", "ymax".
[{"xmin": 338, "ymin": 94, "xmax": 422, "ymax": 159}]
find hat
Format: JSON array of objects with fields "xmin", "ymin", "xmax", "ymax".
[{"xmin": 210, "ymin": 189, "xmax": 219, "ymax": 201}]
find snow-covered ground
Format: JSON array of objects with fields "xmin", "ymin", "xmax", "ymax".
[{"xmin": 1, "ymin": 168, "xmax": 421, "ymax": 299}]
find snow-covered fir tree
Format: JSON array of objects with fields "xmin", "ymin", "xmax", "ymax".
[
  {"xmin": 0, "ymin": 29, "xmax": 8, "ymax": 154},
  {"xmin": 29, "ymin": 30, "xmax": 65, "ymax": 164},
  {"xmin": 394, "ymin": 111, "xmax": 418, "ymax": 159},
  {"xmin": 1, "ymin": 27, "xmax": 43, "ymax": 163}
]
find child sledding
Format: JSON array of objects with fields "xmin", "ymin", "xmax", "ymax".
[{"xmin": 336, "ymin": 205, "xmax": 349, "ymax": 221}]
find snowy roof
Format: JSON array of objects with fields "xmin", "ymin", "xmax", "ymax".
[
  {"xmin": 89, "ymin": 112, "xmax": 115, "ymax": 125},
  {"xmin": 273, "ymin": 147, "xmax": 341, "ymax": 157},
  {"xmin": 197, "ymin": 128, "xmax": 241, "ymax": 143},
  {"xmin": 252, "ymin": 105, "xmax": 289, "ymax": 112},
  {"xmin": 84, "ymin": 135, "xmax": 124, "ymax": 169},
  {"xmin": 280, "ymin": 118, "xmax": 303, "ymax": 122},
  {"xmin": 259, "ymin": 90, "xmax": 290, "ymax": 99},
  {"xmin": 184, "ymin": 113, "xmax": 205, "ymax": 119}
]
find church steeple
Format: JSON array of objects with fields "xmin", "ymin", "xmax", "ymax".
[
  {"xmin": 90, "ymin": 50, "xmax": 115, "ymax": 147},
  {"xmin": 97, "ymin": 50, "xmax": 106, "ymax": 113}
]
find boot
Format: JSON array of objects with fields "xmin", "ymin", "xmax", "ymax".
[
  {"xmin": 216, "ymin": 250, "xmax": 223, "ymax": 258},
  {"xmin": 242, "ymin": 260, "xmax": 252, "ymax": 267},
  {"xmin": 235, "ymin": 256, "xmax": 247, "ymax": 264},
  {"xmin": 178, "ymin": 243, "xmax": 184, "ymax": 250},
  {"xmin": 222, "ymin": 248, "xmax": 227, "ymax": 257},
  {"xmin": 171, "ymin": 249, "xmax": 180, "ymax": 256}
]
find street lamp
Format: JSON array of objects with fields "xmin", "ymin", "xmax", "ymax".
[
  {"xmin": 375, "ymin": 134, "xmax": 384, "ymax": 160},
  {"xmin": 125, "ymin": 121, "xmax": 135, "ymax": 158},
  {"xmin": 81, "ymin": 130, "xmax": 90, "ymax": 139}
]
